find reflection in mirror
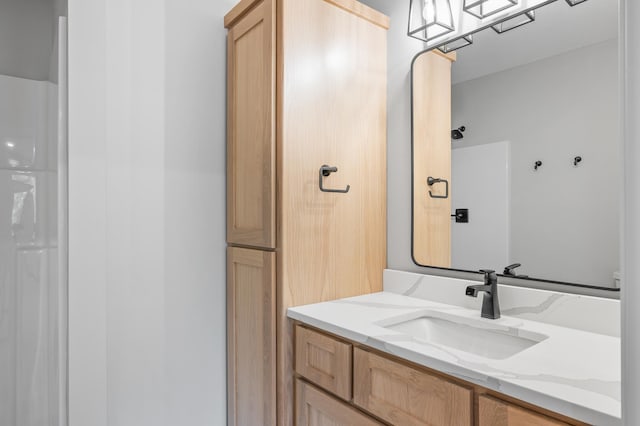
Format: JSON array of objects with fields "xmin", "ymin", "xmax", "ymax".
[{"xmin": 412, "ymin": 0, "xmax": 620, "ymax": 289}]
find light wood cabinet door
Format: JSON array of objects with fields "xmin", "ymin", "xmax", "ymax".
[
  {"xmin": 295, "ymin": 326, "xmax": 352, "ymax": 401},
  {"xmin": 226, "ymin": 0, "xmax": 276, "ymax": 249},
  {"xmin": 412, "ymin": 52, "xmax": 455, "ymax": 268},
  {"xmin": 277, "ymin": 2, "xmax": 389, "ymax": 422},
  {"xmin": 296, "ymin": 379, "xmax": 383, "ymax": 426},
  {"xmin": 478, "ymin": 395, "xmax": 570, "ymax": 426},
  {"xmin": 353, "ymin": 348, "xmax": 472, "ymax": 426},
  {"xmin": 227, "ymin": 247, "xmax": 276, "ymax": 426}
]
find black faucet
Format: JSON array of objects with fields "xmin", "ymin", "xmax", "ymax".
[{"xmin": 465, "ymin": 269, "xmax": 501, "ymax": 320}]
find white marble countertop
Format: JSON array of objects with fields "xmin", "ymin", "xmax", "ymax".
[{"xmin": 288, "ymin": 291, "xmax": 620, "ymax": 425}]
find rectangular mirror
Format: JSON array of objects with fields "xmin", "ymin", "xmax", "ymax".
[{"xmin": 412, "ymin": 0, "xmax": 620, "ymax": 290}]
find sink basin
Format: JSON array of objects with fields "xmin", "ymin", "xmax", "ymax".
[{"xmin": 381, "ymin": 314, "xmax": 547, "ymax": 360}]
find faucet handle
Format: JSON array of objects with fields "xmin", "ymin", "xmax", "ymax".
[
  {"xmin": 479, "ymin": 269, "xmax": 497, "ymax": 284},
  {"xmin": 503, "ymin": 263, "xmax": 521, "ymax": 276}
]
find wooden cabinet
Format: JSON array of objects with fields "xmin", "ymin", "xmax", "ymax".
[
  {"xmin": 295, "ymin": 326, "xmax": 352, "ymax": 401},
  {"xmin": 478, "ymin": 395, "xmax": 570, "ymax": 426},
  {"xmin": 225, "ymin": 0, "xmax": 389, "ymax": 424},
  {"xmin": 227, "ymin": 247, "xmax": 276, "ymax": 426},
  {"xmin": 296, "ymin": 379, "xmax": 383, "ymax": 426},
  {"xmin": 353, "ymin": 348, "xmax": 473, "ymax": 426},
  {"xmin": 412, "ymin": 51, "xmax": 456, "ymax": 268},
  {"xmin": 226, "ymin": 0, "xmax": 276, "ymax": 249},
  {"xmin": 294, "ymin": 324, "xmax": 587, "ymax": 426}
]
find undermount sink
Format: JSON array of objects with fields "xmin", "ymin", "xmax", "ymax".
[{"xmin": 381, "ymin": 313, "xmax": 548, "ymax": 360}]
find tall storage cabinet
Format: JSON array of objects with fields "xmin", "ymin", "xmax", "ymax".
[{"xmin": 225, "ymin": 0, "xmax": 388, "ymax": 424}]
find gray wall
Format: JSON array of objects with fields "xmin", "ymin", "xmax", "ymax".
[
  {"xmin": 452, "ymin": 39, "xmax": 620, "ymax": 287},
  {"xmin": 0, "ymin": 0, "xmax": 55, "ymax": 81}
]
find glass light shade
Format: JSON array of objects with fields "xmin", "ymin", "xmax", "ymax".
[
  {"xmin": 492, "ymin": 10, "xmax": 534, "ymax": 33},
  {"xmin": 408, "ymin": 0, "xmax": 455, "ymax": 42},
  {"xmin": 464, "ymin": 0, "xmax": 518, "ymax": 19},
  {"xmin": 566, "ymin": 0, "xmax": 588, "ymax": 5}
]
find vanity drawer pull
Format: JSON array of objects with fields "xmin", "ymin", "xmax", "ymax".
[{"xmin": 295, "ymin": 326, "xmax": 353, "ymax": 401}]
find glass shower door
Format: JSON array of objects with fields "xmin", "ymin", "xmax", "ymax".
[{"xmin": 0, "ymin": 8, "xmax": 67, "ymax": 426}]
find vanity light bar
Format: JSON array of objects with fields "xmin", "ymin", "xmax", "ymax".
[
  {"xmin": 492, "ymin": 10, "xmax": 535, "ymax": 33},
  {"xmin": 437, "ymin": 35, "xmax": 474, "ymax": 53},
  {"xmin": 463, "ymin": 0, "xmax": 518, "ymax": 20}
]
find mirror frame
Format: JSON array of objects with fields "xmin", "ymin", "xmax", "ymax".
[{"xmin": 409, "ymin": 49, "xmax": 621, "ymax": 294}]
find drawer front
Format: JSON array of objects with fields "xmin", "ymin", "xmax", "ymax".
[
  {"xmin": 295, "ymin": 326, "xmax": 353, "ymax": 401},
  {"xmin": 353, "ymin": 348, "xmax": 473, "ymax": 426},
  {"xmin": 296, "ymin": 379, "xmax": 383, "ymax": 426},
  {"xmin": 478, "ymin": 395, "xmax": 571, "ymax": 426}
]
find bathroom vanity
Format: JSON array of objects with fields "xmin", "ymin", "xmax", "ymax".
[{"xmin": 288, "ymin": 270, "xmax": 621, "ymax": 425}]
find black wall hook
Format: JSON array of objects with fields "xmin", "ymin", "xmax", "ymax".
[
  {"xmin": 574, "ymin": 156, "xmax": 582, "ymax": 166},
  {"xmin": 534, "ymin": 160, "xmax": 542, "ymax": 171}
]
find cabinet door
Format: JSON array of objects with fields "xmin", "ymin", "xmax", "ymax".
[
  {"xmin": 295, "ymin": 326, "xmax": 352, "ymax": 401},
  {"xmin": 226, "ymin": 0, "xmax": 276, "ymax": 249},
  {"xmin": 296, "ymin": 379, "xmax": 383, "ymax": 426},
  {"xmin": 478, "ymin": 395, "xmax": 570, "ymax": 426},
  {"xmin": 227, "ymin": 247, "xmax": 276, "ymax": 426},
  {"xmin": 278, "ymin": 1, "xmax": 389, "ymax": 424},
  {"xmin": 353, "ymin": 348, "xmax": 472, "ymax": 426},
  {"xmin": 412, "ymin": 52, "xmax": 455, "ymax": 267}
]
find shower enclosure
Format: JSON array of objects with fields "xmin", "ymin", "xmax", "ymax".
[{"xmin": 0, "ymin": 1, "xmax": 67, "ymax": 424}]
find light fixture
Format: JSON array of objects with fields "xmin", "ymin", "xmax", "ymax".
[
  {"xmin": 408, "ymin": 0, "xmax": 455, "ymax": 42},
  {"xmin": 464, "ymin": 0, "xmax": 518, "ymax": 19},
  {"xmin": 565, "ymin": 0, "xmax": 588, "ymax": 5},
  {"xmin": 437, "ymin": 35, "xmax": 473, "ymax": 53},
  {"xmin": 492, "ymin": 10, "xmax": 534, "ymax": 33}
]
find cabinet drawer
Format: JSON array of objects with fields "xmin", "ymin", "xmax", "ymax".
[
  {"xmin": 296, "ymin": 379, "xmax": 383, "ymax": 426},
  {"xmin": 295, "ymin": 326, "xmax": 352, "ymax": 401},
  {"xmin": 353, "ymin": 348, "xmax": 473, "ymax": 426},
  {"xmin": 478, "ymin": 395, "xmax": 571, "ymax": 426}
]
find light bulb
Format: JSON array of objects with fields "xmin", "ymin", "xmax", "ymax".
[{"xmin": 423, "ymin": 0, "xmax": 436, "ymax": 22}]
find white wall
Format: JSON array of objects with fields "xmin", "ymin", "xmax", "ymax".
[
  {"xmin": 452, "ymin": 40, "xmax": 620, "ymax": 287},
  {"xmin": 68, "ymin": 0, "xmax": 233, "ymax": 424},
  {"xmin": 451, "ymin": 141, "xmax": 510, "ymax": 273},
  {"xmin": 0, "ymin": 0, "xmax": 55, "ymax": 81},
  {"xmin": 356, "ymin": 0, "xmax": 426, "ymax": 274}
]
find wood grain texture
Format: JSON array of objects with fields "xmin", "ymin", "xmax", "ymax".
[
  {"xmin": 227, "ymin": 0, "xmax": 276, "ymax": 249},
  {"xmin": 296, "ymin": 379, "xmax": 384, "ymax": 426},
  {"xmin": 276, "ymin": 0, "xmax": 388, "ymax": 424},
  {"xmin": 353, "ymin": 348, "xmax": 473, "ymax": 426},
  {"xmin": 224, "ymin": 0, "xmax": 263, "ymax": 28},
  {"xmin": 295, "ymin": 326, "xmax": 353, "ymax": 401},
  {"xmin": 293, "ymin": 323, "xmax": 589, "ymax": 426},
  {"xmin": 412, "ymin": 51, "xmax": 455, "ymax": 268},
  {"xmin": 324, "ymin": 0, "xmax": 390, "ymax": 29},
  {"xmin": 478, "ymin": 395, "xmax": 570, "ymax": 426},
  {"xmin": 227, "ymin": 247, "xmax": 276, "ymax": 426}
]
